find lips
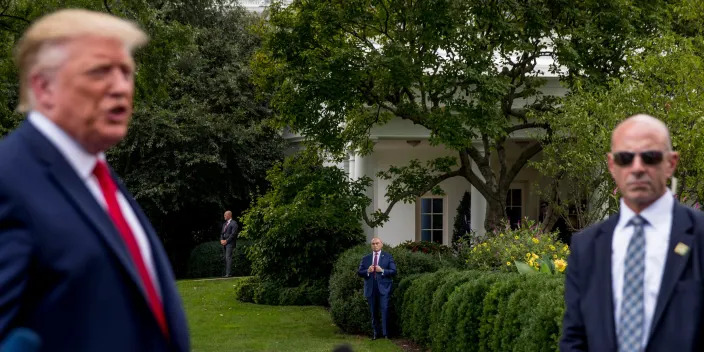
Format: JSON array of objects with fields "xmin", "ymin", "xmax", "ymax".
[{"xmin": 106, "ymin": 105, "xmax": 130, "ymax": 122}]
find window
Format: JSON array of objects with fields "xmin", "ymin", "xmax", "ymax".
[
  {"xmin": 506, "ymin": 188, "xmax": 522, "ymax": 229},
  {"xmin": 418, "ymin": 197, "xmax": 444, "ymax": 244}
]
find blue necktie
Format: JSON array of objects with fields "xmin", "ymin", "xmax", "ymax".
[{"xmin": 618, "ymin": 215, "xmax": 647, "ymax": 352}]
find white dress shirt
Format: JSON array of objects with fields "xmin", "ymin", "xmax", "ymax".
[
  {"xmin": 29, "ymin": 111, "xmax": 161, "ymax": 296},
  {"xmin": 612, "ymin": 190, "xmax": 673, "ymax": 347}
]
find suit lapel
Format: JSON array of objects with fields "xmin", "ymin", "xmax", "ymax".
[
  {"xmin": 649, "ymin": 202, "xmax": 694, "ymax": 338},
  {"xmin": 594, "ymin": 215, "xmax": 619, "ymax": 350},
  {"xmin": 22, "ymin": 123, "xmax": 146, "ymax": 297}
]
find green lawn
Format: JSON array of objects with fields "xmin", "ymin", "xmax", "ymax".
[{"xmin": 177, "ymin": 278, "xmax": 401, "ymax": 352}]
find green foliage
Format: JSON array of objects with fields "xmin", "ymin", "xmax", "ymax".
[
  {"xmin": 393, "ymin": 270, "xmax": 564, "ymax": 351},
  {"xmin": 234, "ymin": 276, "xmax": 259, "ymax": 303},
  {"xmin": 463, "ymin": 219, "xmax": 569, "ymax": 273},
  {"xmin": 186, "ymin": 240, "xmax": 252, "ymax": 278},
  {"xmin": 397, "ymin": 240, "xmax": 453, "ymax": 255},
  {"xmin": 452, "ymin": 191, "xmax": 472, "ymax": 246},
  {"xmin": 241, "ymin": 150, "xmax": 367, "ymax": 301},
  {"xmin": 328, "ymin": 244, "xmax": 450, "ymax": 335},
  {"xmin": 0, "ymin": 1, "xmax": 285, "ymax": 277},
  {"xmin": 253, "ymin": 0, "xmax": 672, "ymax": 231},
  {"xmin": 399, "ymin": 269, "xmax": 457, "ymax": 346}
]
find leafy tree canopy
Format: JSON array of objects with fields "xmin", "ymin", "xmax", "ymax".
[{"xmin": 253, "ymin": 0, "xmax": 670, "ymax": 230}]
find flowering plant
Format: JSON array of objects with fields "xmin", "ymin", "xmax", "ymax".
[{"xmin": 463, "ymin": 218, "xmax": 569, "ymax": 273}]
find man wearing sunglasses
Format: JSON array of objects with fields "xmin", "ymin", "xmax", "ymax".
[{"xmin": 561, "ymin": 114, "xmax": 704, "ymax": 352}]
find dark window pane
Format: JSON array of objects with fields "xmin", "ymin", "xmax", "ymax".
[
  {"xmin": 433, "ymin": 215, "xmax": 443, "ymax": 229},
  {"xmin": 432, "ymin": 198, "xmax": 443, "ymax": 213},
  {"xmin": 433, "ymin": 230, "xmax": 443, "ymax": 244},
  {"xmin": 421, "ymin": 214, "xmax": 431, "ymax": 230},
  {"xmin": 421, "ymin": 230, "xmax": 431, "ymax": 242},
  {"xmin": 513, "ymin": 189, "xmax": 521, "ymax": 206},
  {"xmin": 421, "ymin": 198, "xmax": 431, "ymax": 213}
]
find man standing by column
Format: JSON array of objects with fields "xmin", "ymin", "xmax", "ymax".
[
  {"xmin": 357, "ymin": 237, "xmax": 396, "ymax": 340},
  {"xmin": 220, "ymin": 210, "xmax": 238, "ymax": 277}
]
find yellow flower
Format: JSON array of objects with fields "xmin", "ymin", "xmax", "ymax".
[
  {"xmin": 532, "ymin": 237, "xmax": 539, "ymax": 244},
  {"xmin": 531, "ymin": 253, "xmax": 539, "ymax": 260},
  {"xmin": 550, "ymin": 245, "xmax": 556, "ymax": 251},
  {"xmin": 525, "ymin": 253, "xmax": 531, "ymax": 259},
  {"xmin": 554, "ymin": 259, "xmax": 567, "ymax": 273},
  {"xmin": 553, "ymin": 254, "xmax": 558, "ymax": 259},
  {"xmin": 499, "ymin": 233, "xmax": 504, "ymax": 237},
  {"xmin": 506, "ymin": 261, "xmax": 511, "ymax": 266},
  {"xmin": 514, "ymin": 236, "xmax": 520, "ymax": 240},
  {"xmin": 562, "ymin": 245, "xmax": 569, "ymax": 252}
]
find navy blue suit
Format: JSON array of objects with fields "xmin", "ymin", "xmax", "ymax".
[
  {"xmin": 357, "ymin": 250, "xmax": 396, "ymax": 337},
  {"xmin": 0, "ymin": 122, "xmax": 189, "ymax": 351},
  {"xmin": 561, "ymin": 202, "xmax": 704, "ymax": 351}
]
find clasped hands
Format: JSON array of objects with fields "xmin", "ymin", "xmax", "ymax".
[
  {"xmin": 367, "ymin": 265, "xmax": 383, "ymax": 273},
  {"xmin": 220, "ymin": 240, "xmax": 227, "ymax": 245}
]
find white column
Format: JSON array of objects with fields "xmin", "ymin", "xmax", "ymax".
[
  {"xmin": 354, "ymin": 152, "xmax": 377, "ymax": 240},
  {"xmin": 470, "ymin": 147, "xmax": 487, "ymax": 237}
]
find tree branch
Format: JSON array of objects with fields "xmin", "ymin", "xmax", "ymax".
[
  {"xmin": 505, "ymin": 122, "xmax": 549, "ymax": 135},
  {"xmin": 501, "ymin": 141, "xmax": 543, "ymax": 191},
  {"xmin": 362, "ymin": 168, "xmax": 462, "ymax": 227}
]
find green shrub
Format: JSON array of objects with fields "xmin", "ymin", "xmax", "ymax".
[
  {"xmin": 391, "ymin": 269, "xmax": 564, "ymax": 352},
  {"xmin": 463, "ymin": 219, "xmax": 569, "ymax": 273},
  {"xmin": 479, "ymin": 274, "xmax": 523, "ymax": 352},
  {"xmin": 186, "ymin": 240, "xmax": 253, "ymax": 278},
  {"xmin": 240, "ymin": 151, "xmax": 367, "ymax": 302},
  {"xmin": 429, "ymin": 270, "xmax": 481, "ymax": 339},
  {"xmin": 506, "ymin": 276, "xmax": 564, "ymax": 352},
  {"xmin": 328, "ymin": 244, "xmax": 451, "ymax": 335},
  {"xmin": 400, "ymin": 269, "xmax": 456, "ymax": 346},
  {"xmin": 397, "ymin": 240, "xmax": 453, "ymax": 255},
  {"xmin": 234, "ymin": 276, "xmax": 259, "ymax": 303}
]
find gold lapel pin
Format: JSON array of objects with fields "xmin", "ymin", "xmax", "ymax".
[{"xmin": 674, "ymin": 242, "xmax": 690, "ymax": 256}]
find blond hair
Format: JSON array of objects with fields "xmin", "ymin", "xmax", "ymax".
[{"xmin": 15, "ymin": 9, "xmax": 148, "ymax": 112}]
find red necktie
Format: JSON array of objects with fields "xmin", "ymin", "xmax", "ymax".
[
  {"xmin": 373, "ymin": 252, "xmax": 378, "ymax": 278},
  {"xmin": 93, "ymin": 161, "xmax": 169, "ymax": 339}
]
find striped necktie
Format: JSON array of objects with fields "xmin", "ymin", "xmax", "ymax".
[{"xmin": 618, "ymin": 215, "xmax": 647, "ymax": 352}]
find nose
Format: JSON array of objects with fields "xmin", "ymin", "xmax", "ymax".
[
  {"xmin": 629, "ymin": 154, "xmax": 647, "ymax": 174},
  {"xmin": 108, "ymin": 67, "xmax": 133, "ymax": 96}
]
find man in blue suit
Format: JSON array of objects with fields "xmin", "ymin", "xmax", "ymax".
[
  {"xmin": 561, "ymin": 114, "xmax": 704, "ymax": 352},
  {"xmin": 0, "ymin": 9, "xmax": 189, "ymax": 351},
  {"xmin": 357, "ymin": 237, "xmax": 396, "ymax": 340}
]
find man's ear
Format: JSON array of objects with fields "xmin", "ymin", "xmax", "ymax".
[{"xmin": 29, "ymin": 71, "xmax": 55, "ymax": 109}]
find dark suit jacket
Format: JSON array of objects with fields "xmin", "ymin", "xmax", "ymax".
[
  {"xmin": 0, "ymin": 122, "xmax": 189, "ymax": 352},
  {"xmin": 561, "ymin": 201, "xmax": 704, "ymax": 351},
  {"xmin": 221, "ymin": 220, "xmax": 237, "ymax": 246},
  {"xmin": 357, "ymin": 251, "xmax": 397, "ymax": 297}
]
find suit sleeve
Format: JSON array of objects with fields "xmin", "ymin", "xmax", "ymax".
[
  {"xmin": 0, "ymin": 181, "xmax": 33, "ymax": 341},
  {"xmin": 560, "ymin": 236, "xmax": 588, "ymax": 352},
  {"xmin": 382, "ymin": 254, "xmax": 396, "ymax": 277},
  {"xmin": 225, "ymin": 221, "xmax": 238, "ymax": 244},
  {"xmin": 358, "ymin": 257, "xmax": 369, "ymax": 278}
]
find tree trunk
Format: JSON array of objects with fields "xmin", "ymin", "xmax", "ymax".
[{"xmin": 484, "ymin": 196, "xmax": 507, "ymax": 234}]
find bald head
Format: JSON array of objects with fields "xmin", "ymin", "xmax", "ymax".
[
  {"xmin": 611, "ymin": 114, "xmax": 672, "ymax": 152},
  {"xmin": 608, "ymin": 113, "xmax": 679, "ymax": 213},
  {"xmin": 224, "ymin": 211, "xmax": 232, "ymax": 220}
]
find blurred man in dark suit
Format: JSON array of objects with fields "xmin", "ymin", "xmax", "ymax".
[{"xmin": 0, "ymin": 9, "xmax": 189, "ymax": 351}]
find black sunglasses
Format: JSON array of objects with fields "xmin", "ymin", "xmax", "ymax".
[{"xmin": 611, "ymin": 150, "xmax": 665, "ymax": 166}]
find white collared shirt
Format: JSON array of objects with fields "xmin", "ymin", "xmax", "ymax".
[
  {"xmin": 612, "ymin": 190, "xmax": 673, "ymax": 347},
  {"xmin": 29, "ymin": 111, "xmax": 161, "ymax": 296}
]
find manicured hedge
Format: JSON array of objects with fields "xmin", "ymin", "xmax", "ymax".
[
  {"xmin": 328, "ymin": 244, "xmax": 456, "ymax": 335},
  {"xmin": 391, "ymin": 271, "xmax": 565, "ymax": 352},
  {"xmin": 186, "ymin": 240, "xmax": 252, "ymax": 278},
  {"xmin": 332, "ymin": 258, "xmax": 566, "ymax": 351}
]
